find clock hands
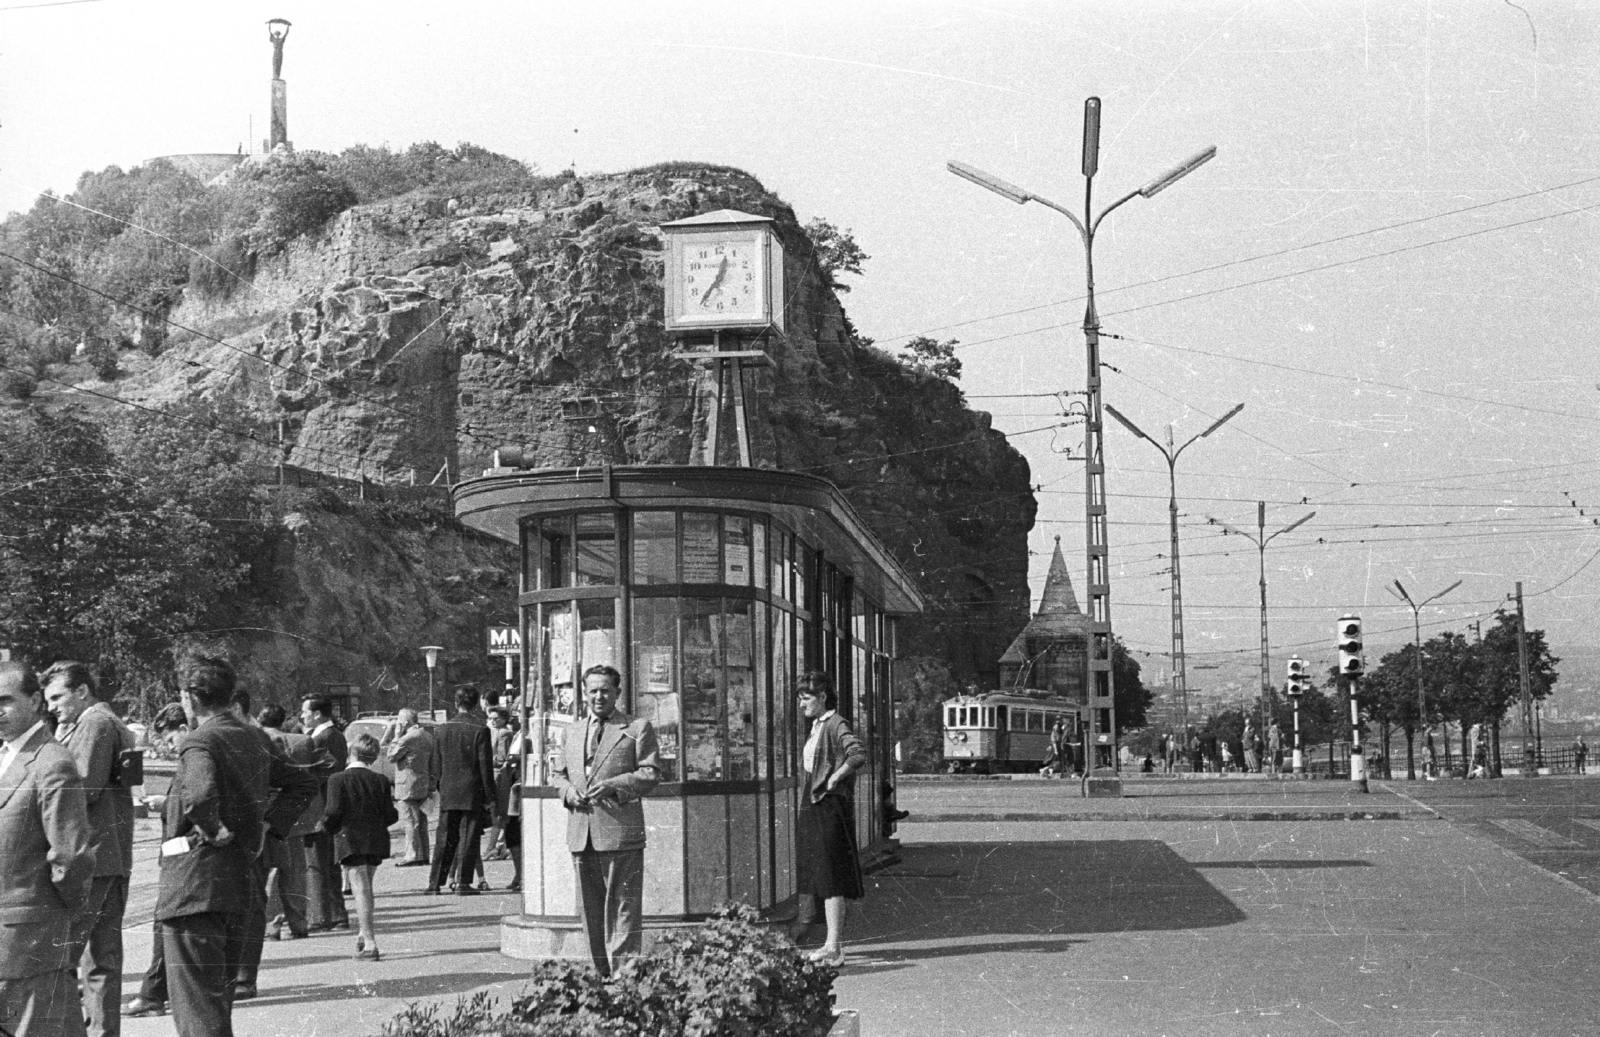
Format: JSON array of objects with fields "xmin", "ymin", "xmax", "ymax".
[{"xmin": 699, "ymin": 256, "xmax": 729, "ymax": 305}]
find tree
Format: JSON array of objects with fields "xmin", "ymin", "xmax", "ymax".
[
  {"xmin": 1472, "ymin": 611, "xmax": 1559, "ymax": 773},
  {"xmin": 1113, "ymin": 636, "xmax": 1152, "ymax": 733},
  {"xmin": 802, "ymin": 218, "xmax": 868, "ymax": 293},
  {"xmin": 899, "ymin": 336, "xmax": 962, "ymax": 382},
  {"xmin": 0, "ymin": 407, "xmax": 256, "ymax": 716}
]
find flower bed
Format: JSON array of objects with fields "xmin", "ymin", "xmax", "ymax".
[{"xmin": 381, "ymin": 905, "xmax": 838, "ymax": 1037}]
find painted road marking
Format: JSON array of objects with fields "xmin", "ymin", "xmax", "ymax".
[{"xmin": 1490, "ymin": 818, "xmax": 1582, "ymax": 848}]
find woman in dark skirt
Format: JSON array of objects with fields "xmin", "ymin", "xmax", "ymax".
[
  {"xmin": 323, "ymin": 733, "xmax": 399, "ymax": 960},
  {"xmin": 796, "ymin": 670, "xmax": 867, "ymax": 966}
]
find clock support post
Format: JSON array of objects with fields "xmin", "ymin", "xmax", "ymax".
[{"xmin": 674, "ymin": 330, "xmax": 771, "ymax": 467}]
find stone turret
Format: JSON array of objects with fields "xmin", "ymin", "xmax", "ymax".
[{"xmin": 996, "ymin": 536, "xmax": 1089, "ymax": 700}]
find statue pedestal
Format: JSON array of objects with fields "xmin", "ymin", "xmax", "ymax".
[{"xmin": 270, "ymin": 78, "xmax": 290, "ymax": 151}]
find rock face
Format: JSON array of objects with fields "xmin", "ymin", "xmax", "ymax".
[{"xmin": 127, "ymin": 164, "xmax": 1036, "ymax": 689}]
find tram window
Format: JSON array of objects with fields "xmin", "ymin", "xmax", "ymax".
[
  {"xmin": 946, "ymin": 706, "xmax": 955, "ymax": 727},
  {"xmin": 1010, "ymin": 710, "xmax": 1027, "ymax": 731},
  {"xmin": 981, "ymin": 708, "xmax": 992, "ymax": 728}
]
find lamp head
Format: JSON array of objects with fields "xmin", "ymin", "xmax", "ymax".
[
  {"xmin": 947, "ymin": 160, "xmax": 1032, "ymax": 205},
  {"xmin": 1139, "ymin": 146, "xmax": 1217, "ymax": 198},
  {"xmin": 421, "ymin": 645, "xmax": 443, "ymax": 670}
]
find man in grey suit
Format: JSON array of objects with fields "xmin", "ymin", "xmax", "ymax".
[
  {"xmin": 550, "ymin": 664, "xmax": 660, "ymax": 976},
  {"xmin": 300, "ymin": 695, "xmax": 349, "ymax": 930},
  {"xmin": 0, "ymin": 660, "xmax": 96, "ymax": 1037},
  {"xmin": 384, "ymin": 708, "xmax": 436, "ymax": 866},
  {"xmin": 42, "ymin": 661, "xmax": 134, "ymax": 1037}
]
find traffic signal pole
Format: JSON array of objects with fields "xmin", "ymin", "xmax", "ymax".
[
  {"xmin": 1337, "ymin": 614, "xmax": 1369, "ymax": 794},
  {"xmin": 1286, "ymin": 655, "xmax": 1307, "ymax": 777}
]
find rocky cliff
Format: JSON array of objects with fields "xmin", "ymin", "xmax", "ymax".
[{"xmin": 121, "ymin": 162, "xmax": 1036, "ymax": 697}]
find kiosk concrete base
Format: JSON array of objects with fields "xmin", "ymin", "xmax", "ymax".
[{"xmin": 1084, "ymin": 775, "xmax": 1124, "ymax": 797}]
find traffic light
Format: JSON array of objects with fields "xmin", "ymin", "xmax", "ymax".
[
  {"xmin": 1285, "ymin": 656, "xmax": 1308, "ymax": 697},
  {"xmin": 1336, "ymin": 615, "xmax": 1364, "ymax": 678}
]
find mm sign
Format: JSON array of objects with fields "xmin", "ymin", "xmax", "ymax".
[{"xmin": 487, "ymin": 625, "xmax": 522, "ymax": 657}]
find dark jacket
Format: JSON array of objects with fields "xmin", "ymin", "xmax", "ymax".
[
  {"xmin": 155, "ymin": 712, "xmax": 312, "ymax": 921},
  {"xmin": 323, "ymin": 766, "xmax": 398, "ymax": 862},
  {"xmin": 56, "ymin": 700, "xmax": 135, "ymax": 878},
  {"xmin": 310, "ymin": 722, "xmax": 348, "ymax": 785},
  {"xmin": 801, "ymin": 712, "xmax": 867, "ymax": 805},
  {"xmin": 430, "ymin": 713, "xmax": 496, "ymax": 813}
]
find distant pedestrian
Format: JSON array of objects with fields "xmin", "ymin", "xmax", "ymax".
[
  {"xmin": 322, "ymin": 734, "xmax": 398, "ymax": 961},
  {"xmin": 1242, "ymin": 722, "xmax": 1260, "ymax": 773},
  {"xmin": 301, "ymin": 696, "xmax": 350, "ymax": 932},
  {"xmin": 1267, "ymin": 722, "xmax": 1283, "ymax": 776},
  {"xmin": 383, "ymin": 709, "xmax": 436, "ymax": 867},
  {"xmin": 1220, "ymin": 742, "xmax": 1235, "ymax": 773},
  {"xmin": 42, "ymin": 660, "xmax": 135, "ymax": 1037},
  {"xmin": 1574, "ymin": 737, "xmax": 1588, "ymax": 775},
  {"xmin": 257, "ymin": 705, "xmax": 333, "ymax": 941},
  {"xmin": 1191, "ymin": 742, "xmax": 1204, "ymax": 774},
  {"xmin": 0, "ymin": 661, "xmax": 96, "ymax": 1037},
  {"xmin": 1163, "ymin": 734, "xmax": 1178, "ymax": 774},
  {"xmin": 427, "ymin": 685, "xmax": 497, "ymax": 896},
  {"xmin": 1425, "ymin": 731, "xmax": 1439, "ymax": 780}
]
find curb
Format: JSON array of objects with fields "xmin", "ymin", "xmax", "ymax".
[{"xmin": 902, "ymin": 810, "xmax": 1433, "ymax": 822}]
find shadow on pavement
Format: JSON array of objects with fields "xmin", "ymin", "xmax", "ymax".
[
  {"xmin": 1195, "ymin": 859, "xmax": 1372, "ymax": 869},
  {"xmin": 237, "ymin": 970, "xmax": 521, "ymax": 1007},
  {"xmin": 852, "ymin": 841, "xmax": 1247, "ymax": 960}
]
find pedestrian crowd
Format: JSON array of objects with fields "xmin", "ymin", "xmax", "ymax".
[{"xmin": 1, "ymin": 652, "xmax": 873, "ymax": 1036}]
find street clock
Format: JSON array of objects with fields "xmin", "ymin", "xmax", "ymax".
[{"xmin": 661, "ymin": 209, "xmax": 785, "ymax": 334}]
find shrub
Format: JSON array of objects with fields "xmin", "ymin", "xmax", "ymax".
[{"xmin": 381, "ymin": 905, "xmax": 836, "ymax": 1037}]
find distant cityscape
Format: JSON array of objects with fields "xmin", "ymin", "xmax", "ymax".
[{"xmin": 1132, "ymin": 643, "xmax": 1600, "ymax": 729}]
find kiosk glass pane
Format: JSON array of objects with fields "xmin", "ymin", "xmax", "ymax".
[
  {"xmin": 577, "ymin": 597, "xmax": 619, "ymax": 681},
  {"xmin": 722, "ymin": 600, "xmax": 756, "ymax": 779},
  {"xmin": 794, "ymin": 541, "xmax": 813, "ymax": 612},
  {"xmin": 576, "ymin": 513, "xmax": 617, "ymax": 586},
  {"xmin": 723, "ymin": 515, "xmax": 751, "ymax": 586},
  {"xmin": 771, "ymin": 528, "xmax": 790, "ymax": 603},
  {"xmin": 681, "ymin": 598, "xmax": 724, "ymax": 780},
  {"xmin": 754, "ymin": 605, "xmax": 769, "ymax": 779},
  {"xmin": 544, "ymin": 603, "xmax": 577, "ymax": 717},
  {"xmin": 632, "ymin": 511, "xmax": 676, "ymax": 585},
  {"xmin": 682, "ymin": 513, "xmax": 721, "ymax": 584},
  {"xmin": 772, "ymin": 610, "xmax": 790, "ymax": 777},
  {"xmin": 752, "ymin": 520, "xmax": 767, "ymax": 591},
  {"xmin": 539, "ymin": 517, "xmax": 572, "ymax": 590},
  {"xmin": 632, "ymin": 598, "xmax": 679, "ymax": 782}
]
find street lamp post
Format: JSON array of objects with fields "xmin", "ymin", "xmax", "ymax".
[
  {"xmin": 421, "ymin": 645, "xmax": 443, "ymax": 720},
  {"xmin": 1388, "ymin": 579, "xmax": 1461, "ymax": 780},
  {"xmin": 949, "ymin": 100, "xmax": 1216, "ymax": 783},
  {"xmin": 1208, "ymin": 503, "xmax": 1315, "ymax": 741},
  {"xmin": 1103, "ymin": 402, "xmax": 1243, "ymax": 756}
]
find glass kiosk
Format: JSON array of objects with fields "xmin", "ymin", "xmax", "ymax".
[{"xmin": 453, "ymin": 464, "xmax": 924, "ymax": 958}]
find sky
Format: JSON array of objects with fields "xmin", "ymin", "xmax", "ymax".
[{"xmin": 4, "ymin": 0, "xmax": 1599, "ymax": 699}]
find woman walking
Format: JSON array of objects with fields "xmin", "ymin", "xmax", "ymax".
[
  {"xmin": 796, "ymin": 671, "xmax": 866, "ymax": 967},
  {"xmin": 323, "ymin": 734, "xmax": 398, "ymax": 960}
]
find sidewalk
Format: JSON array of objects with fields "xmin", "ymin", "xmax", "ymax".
[{"xmin": 118, "ymin": 779, "xmax": 1600, "ymax": 1036}]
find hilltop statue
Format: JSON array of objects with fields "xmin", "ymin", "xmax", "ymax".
[{"xmin": 268, "ymin": 19, "xmax": 291, "ymax": 79}]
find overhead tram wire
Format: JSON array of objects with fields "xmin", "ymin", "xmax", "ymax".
[
  {"xmin": 928, "ymin": 198, "xmax": 1600, "ymax": 356},
  {"xmin": 875, "ymin": 171, "xmax": 1600, "ymax": 347}
]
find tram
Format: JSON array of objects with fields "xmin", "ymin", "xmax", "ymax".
[{"xmin": 942, "ymin": 691, "xmax": 1082, "ymax": 773}]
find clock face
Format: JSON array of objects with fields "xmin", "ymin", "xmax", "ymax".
[{"xmin": 678, "ymin": 234, "xmax": 765, "ymax": 321}]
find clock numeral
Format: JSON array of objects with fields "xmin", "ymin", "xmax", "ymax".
[
  {"xmin": 686, "ymin": 276, "xmax": 695, "ymax": 284},
  {"xmin": 745, "ymin": 274, "xmax": 753, "ymax": 282},
  {"xmin": 714, "ymin": 246, "xmax": 725, "ymax": 255}
]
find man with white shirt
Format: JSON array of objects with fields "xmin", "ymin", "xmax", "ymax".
[
  {"xmin": 0, "ymin": 660, "xmax": 97, "ymax": 1037},
  {"xmin": 42, "ymin": 661, "xmax": 135, "ymax": 1037}
]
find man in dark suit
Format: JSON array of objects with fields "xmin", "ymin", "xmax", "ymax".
[
  {"xmin": 550, "ymin": 664, "xmax": 660, "ymax": 975},
  {"xmin": 256, "ymin": 704, "xmax": 328, "ymax": 939},
  {"xmin": 299, "ymin": 695, "xmax": 349, "ymax": 930},
  {"xmin": 42, "ymin": 661, "xmax": 134, "ymax": 1037},
  {"xmin": 427, "ymin": 685, "xmax": 497, "ymax": 896},
  {"xmin": 156, "ymin": 655, "xmax": 308, "ymax": 1037},
  {"xmin": 0, "ymin": 660, "xmax": 96, "ymax": 1037}
]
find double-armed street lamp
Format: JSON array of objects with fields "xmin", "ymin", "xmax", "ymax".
[
  {"xmin": 421, "ymin": 644, "xmax": 443, "ymax": 720},
  {"xmin": 1208, "ymin": 504, "xmax": 1315, "ymax": 735},
  {"xmin": 1389, "ymin": 579, "xmax": 1461, "ymax": 779},
  {"xmin": 949, "ymin": 98, "xmax": 1216, "ymax": 778},
  {"xmin": 1103, "ymin": 402, "xmax": 1244, "ymax": 752}
]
